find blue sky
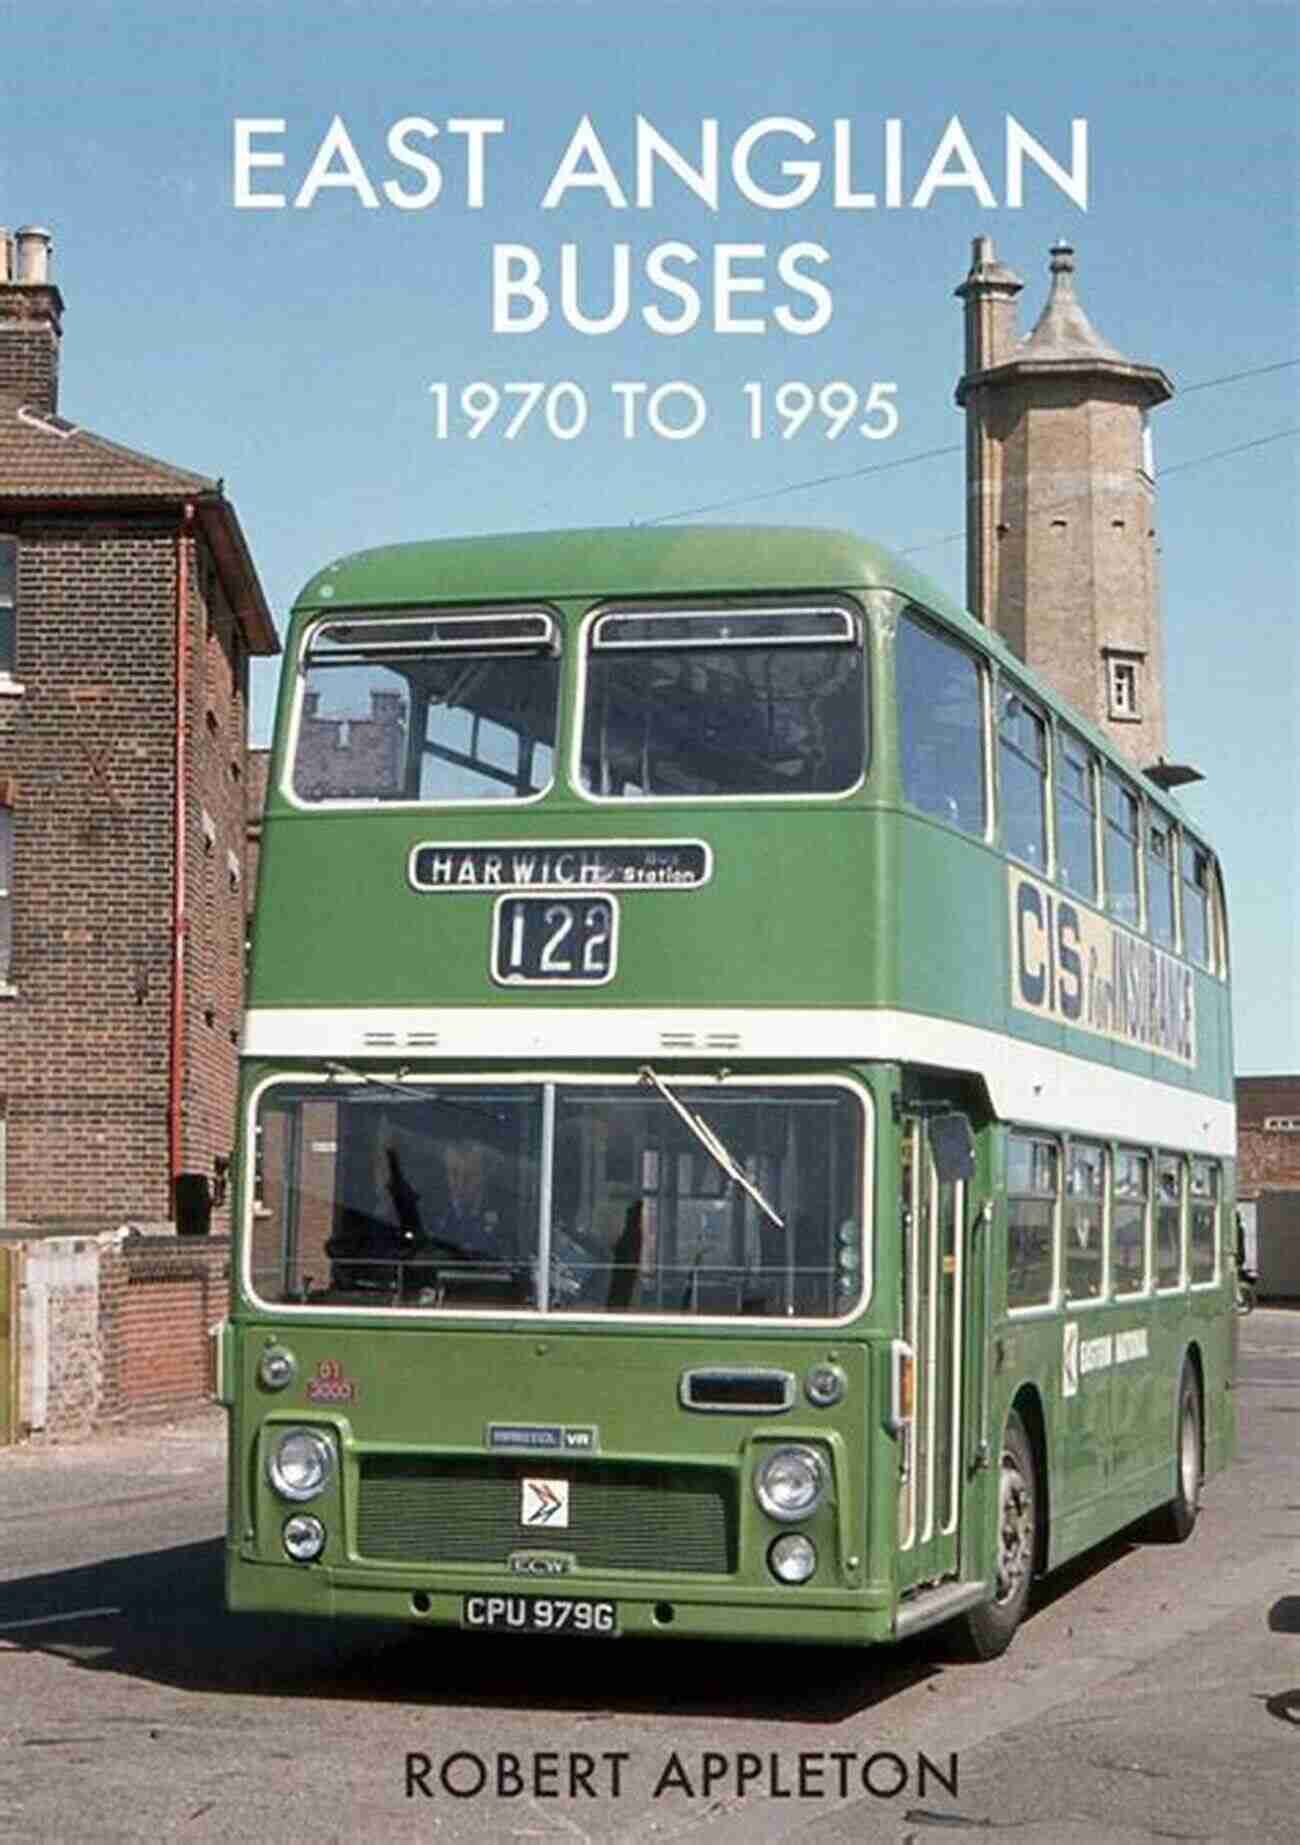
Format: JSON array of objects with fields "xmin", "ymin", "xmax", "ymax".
[{"xmin": 3, "ymin": 0, "xmax": 1296, "ymax": 1070}]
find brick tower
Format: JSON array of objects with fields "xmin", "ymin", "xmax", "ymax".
[{"xmin": 955, "ymin": 237, "xmax": 1173, "ymax": 768}]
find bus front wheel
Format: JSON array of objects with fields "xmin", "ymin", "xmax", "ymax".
[{"xmin": 957, "ymin": 1409, "xmax": 1036, "ymax": 1661}]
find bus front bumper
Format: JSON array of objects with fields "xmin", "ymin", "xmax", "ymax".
[{"xmin": 225, "ymin": 1547, "xmax": 897, "ymax": 1646}]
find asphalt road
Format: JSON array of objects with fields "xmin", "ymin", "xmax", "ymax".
[{"xmin": 1, "ymin": 1311, "xmax": 1297, "ymax": 1844}]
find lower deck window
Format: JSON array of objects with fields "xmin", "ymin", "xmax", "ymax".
[
  {"xmin": 1189, "ymin": 1160, "xmax": 1219, "ymax": 1283},
  {"xmin": 1006, "ymin": 1133, "xmax": 1057, "ymax": 1309},
  {"xmin": 1064, "ymin": 1141, "xmax": 1105, "ymax": 1301},
  {"xmin": 1111, "ymin": 1149, "xmax": 1150, "ymax": 1295},
  {"xmin": 1155, "ymin": 1154, "xmax": 1183, "ymax": 1289},
  {"xmin": 249, "ymin": 1077, "xmax": 865, "ymax": 1320}
]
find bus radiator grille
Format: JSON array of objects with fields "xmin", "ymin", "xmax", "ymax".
[{"xmin": 356, "ymin": 1456, "xmax": 737, "ymax": 1574}]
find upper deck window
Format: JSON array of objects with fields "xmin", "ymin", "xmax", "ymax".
[
  {"xmin": 578, "ymin": 605, "xmax": 865, "ymax": 799},
  {"xmin": 997, "ymin": 685, "xmax": 1048, "ymax": 868},
  {"xmin": 1180, "ymin": 837, "xmax": 1216, "ymax": 970},
  {"xmin": 897, "ymin": 613, "xmax": 985, "ymax": 837},
  {"xmin": 290, "ymin": 610, "xmax": 560, "ymax": 805},
  {"xmin": 1102, "ymin": 768, "xmax": 1142, "ymax": 929},
  {"xmin": 1146, "ymin": 810, "xmax": 1177, "ymax": 950},
  {"xmin": 1055, "ymin": 729, "xmax": 1098, "ymax": 902}
]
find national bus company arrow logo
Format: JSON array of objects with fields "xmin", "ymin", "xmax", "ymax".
[{"xmin": 522, "ymin": 1478, "xmax": 570, "ymax": 1528}]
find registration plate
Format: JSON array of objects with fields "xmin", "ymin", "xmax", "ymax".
[{"xmin": 462, "ymin": 1594, "xmax": 618, "ymax": 1636}]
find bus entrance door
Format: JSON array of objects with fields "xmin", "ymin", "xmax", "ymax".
[{"xmin": 896, "ymin": 1120, "xmax": 967, "ymax": 1592}]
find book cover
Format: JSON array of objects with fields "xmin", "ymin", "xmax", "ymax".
[{"xmin": 2, "ymin": 3, "xmax": 1296, "ymax": 1839}]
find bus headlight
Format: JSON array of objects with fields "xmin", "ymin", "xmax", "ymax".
[
  {"xmin": 267, "ymin": 1427, "xmax": 335, "ymax": 1502},
  {"xmin": 768, "ymin": 1533, "xmax": 817, "ymax": 1584},
  {"xmin": 283, "ymin": 1514, "xmax": 326, "ymax": 1562},
  {"xmin": 754, "ymin": 1445, "xmax": 827, "ymax": 1522}
]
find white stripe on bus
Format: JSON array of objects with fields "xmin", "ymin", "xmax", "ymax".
[{"xmin": 242, "ymin": 1006, "xmax": 1235, "ymax": 1155}]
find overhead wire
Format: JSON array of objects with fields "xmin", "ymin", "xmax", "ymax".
[
  {"xmin": 644, "ymin": 356, "xmax": 1299, "ymax": 530},
  {"xmin": 900, "ymin": 426, "xmax": 1299, "ymax": 555}
]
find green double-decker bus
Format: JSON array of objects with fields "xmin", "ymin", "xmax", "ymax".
[{"xmin": 219, "ymin": 525, "xmax": 1236, "ymax": 1657}]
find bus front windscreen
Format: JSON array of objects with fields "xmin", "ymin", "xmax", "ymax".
[
  {"xmin": 249, "ymin": 1079, "xmax": 866, "ymax": 1320},
  {"xmin": 579, "ymin": 605, "xmax": 866, "ymax": 798},
  {"xmin": 289, "ymin": 610, "xmax": 561, "ymax": 804}
]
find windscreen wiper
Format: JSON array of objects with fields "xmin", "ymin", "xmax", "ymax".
[{"xmin": 637, "ymin": 1065, "xmax": 785, "ymax": 1231}]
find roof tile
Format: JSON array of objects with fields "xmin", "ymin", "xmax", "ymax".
[{"xmin": 0, "ymin": 391, "xmax": 218, "ymax": 497}]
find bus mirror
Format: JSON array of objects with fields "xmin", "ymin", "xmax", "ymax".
[{"xmin": 928, "ymin": 1113, "xmax": 975, "ymax": 1185}]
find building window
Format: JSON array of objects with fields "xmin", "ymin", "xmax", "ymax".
[
  {"xmin": 1263, "ymin": 1117, "xmax": 1300, "ymax": 1133},
  {"xmin": 1104, "ymin": 651, "xmax": 1142, "ymax": 722},
  {"xmin": 0, "ymin": 539, "xmax": 15, "ymax": 681},
  {"xmin": 0, "ymin": 804, "xmax": 12, "ymax": 986}
]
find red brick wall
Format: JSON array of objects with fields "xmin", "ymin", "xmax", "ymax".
[
  {"xmin": 100, "ymin": 1235, "xmax": 228, "ymax": 1422},
  {"xmin": 0, "ymin": 515, "xmax": 249, "ymax": 1230},
  {"xmin": 0, "ymin": 517, "xmax": 177, "ymax": 1224},
  {"xmin": 1239, "ymin": 1125, "xmax": 1300, "ymax": 1194},
  {"xmin": 1237, "ymin": 1077, "xmax": 1300, "ymax": 1196}
]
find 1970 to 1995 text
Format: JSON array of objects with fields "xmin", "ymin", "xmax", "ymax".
[{"xmin": 428, "ymin": 379, "xmax": 900, "ymax": 441}]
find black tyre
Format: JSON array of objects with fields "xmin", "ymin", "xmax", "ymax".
[
  {"xmin": 1144, "ymin": 1361, "xmax": 1201, "ymax": 1543},
  {"xmin": 956, "ymin": 1409, "xmax": 1036, "ymax": 1661}
]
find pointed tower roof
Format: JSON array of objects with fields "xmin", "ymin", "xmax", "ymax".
[
  {"xmin": 1016, "ymin": 240, "xmax": 1128, "ymax": 363},
  {"xmin": 959, "ymin": 241, "xmax": 1173, "ymax": 406}
]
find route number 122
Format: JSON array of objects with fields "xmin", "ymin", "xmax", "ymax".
[{"xmin": 491, "ymin": 896, "xmax": 618, "ymax": 986}]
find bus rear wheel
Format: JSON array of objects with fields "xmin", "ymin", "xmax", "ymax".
[
  {"xmin": 957, "ymin": 1409, "xmax": 1036, "ymax": 1661},
  {"xmin": 1144, "ymin": 1362, "xmax": 1202, "ymax": 1544}
]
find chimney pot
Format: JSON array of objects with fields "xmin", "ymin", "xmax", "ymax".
[{"xmin": 14, "ymin": 226, "xmax": 53, "ymax": 285}]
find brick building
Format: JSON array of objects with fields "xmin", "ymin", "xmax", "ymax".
[
  {"xmin": 0, "ymin": 226, "xmax": 278, "ymax": 1236},
  {"xmin": 956, "ymin": 238, "xmax": 1173, "ymax": 771},
  {"xmin": 1236, "ymin": 1077, "xmax": 1300, "ymax": 1298}
]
